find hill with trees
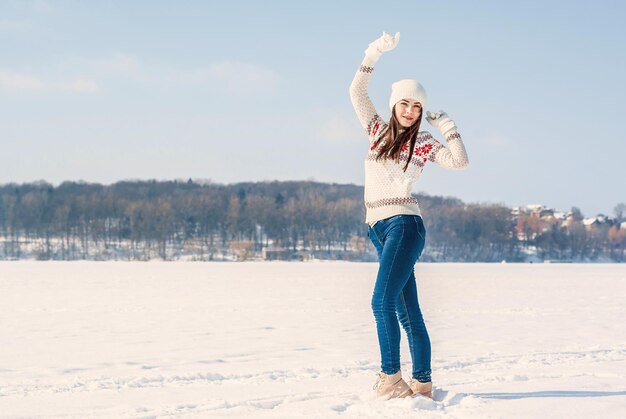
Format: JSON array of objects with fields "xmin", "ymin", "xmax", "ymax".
[{"xmin": 0, "ymin": 180, "xmax": 623, "ymax": 262}]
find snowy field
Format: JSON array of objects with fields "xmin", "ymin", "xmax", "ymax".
[{"xmin": 1, "ymin": 262, "xmax": 625, "ymax": 418}]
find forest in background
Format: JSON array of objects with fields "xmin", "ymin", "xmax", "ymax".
[{"xmin": 0, "ymin": 179, "xmax": 624, "ymax": 262}]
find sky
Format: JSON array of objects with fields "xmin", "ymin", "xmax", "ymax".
[{"xmin": 1, "ymin": 0, "xmax": 624, "ymax": 217}]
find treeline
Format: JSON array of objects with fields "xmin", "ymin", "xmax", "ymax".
[{"xmin": 0, "ymin": 179, "xmax": 623, "ymax": 262}]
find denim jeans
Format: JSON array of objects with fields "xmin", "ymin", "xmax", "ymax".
[{"xmin": 367, "ymin": 214, "xmax": 431, "ymax": 382}]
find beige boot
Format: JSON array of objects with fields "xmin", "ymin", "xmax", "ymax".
[
  {"xmin": 373, "ymin": 371, "xmax": 413, "ymax": 399},
  {"xmin": 409, "ymin": 379, "xmax": 433, "ymax": 399}
]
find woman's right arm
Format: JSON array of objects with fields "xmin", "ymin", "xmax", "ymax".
[
  {"xmin": 349, "ymin": 32, "xmax": 400, "ymax": 138},
  {"xmin": 349, "ymin": 55, "xmax": 383, "ymax": 137}
]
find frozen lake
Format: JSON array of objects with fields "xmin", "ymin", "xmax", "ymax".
[{"xmin": 1, "ymin": 262, "xmax": 625, "ymax": 418}]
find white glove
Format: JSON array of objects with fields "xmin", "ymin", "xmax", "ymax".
[
  {"xmin": 426, "ymin": 111, "xmax": 457, "ymax": 136},
  {"xmin": 364, "ymin": 31, "xmax": 400, "ymax": 62}
]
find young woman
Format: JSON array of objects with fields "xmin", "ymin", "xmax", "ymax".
[{"xmin": 349, "ymin": 32, "xmax": 469, "ymax": 400}]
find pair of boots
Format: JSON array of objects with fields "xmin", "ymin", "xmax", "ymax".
[{"xmin": 373, "ymin": 371, "xmax": 433, "ymax": 400}]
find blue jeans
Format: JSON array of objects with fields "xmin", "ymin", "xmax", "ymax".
[{"xmin": 367, "ymin": 214, "xmax": 431, "ymax": 382}]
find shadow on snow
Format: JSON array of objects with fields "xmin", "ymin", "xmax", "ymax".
[{"xmin": 469, "ymin": 390, "xmax": 626, "ymax": 400}]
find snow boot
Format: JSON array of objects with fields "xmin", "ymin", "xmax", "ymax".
[
  {"xmin": 373, "ymin": 371, "xmax": 412, "ymax": 399},
  {"xmin": 409, "ymin": 379, "xmax": 433, "ymax": 399}
]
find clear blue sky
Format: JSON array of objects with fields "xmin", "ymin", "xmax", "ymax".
[{"xmin": 1, "ymin": 0, "xmax": 624, "ymax": 217}]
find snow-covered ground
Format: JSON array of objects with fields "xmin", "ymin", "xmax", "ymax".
[{"xmin": 1, "ymin": 262, "xmax": 625, "ymax": 418}]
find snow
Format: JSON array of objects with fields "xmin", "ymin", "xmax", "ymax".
[{"xmin": 1, "ymin": 261, "xmax": 625, "ymax": 418}]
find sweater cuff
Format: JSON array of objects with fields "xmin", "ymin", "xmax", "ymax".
[{"xmin": 444, "ymin": 128, "xmax": 461, "ymax": 141}]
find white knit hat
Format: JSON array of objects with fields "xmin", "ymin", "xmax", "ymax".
[{"xmin": 389, "ymin": 79, "xmax": 427, "ymax": 111}]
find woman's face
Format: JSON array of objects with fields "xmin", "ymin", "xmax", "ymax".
[{"xmin": 394, "ymin": 99, "xmax": 422, "ymax": 128}]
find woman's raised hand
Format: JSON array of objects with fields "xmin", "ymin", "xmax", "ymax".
[
  {"xmin": 426, "ymin": 111, "xmax": 457, "ymax": 136},
  {"xmin": 365, "ymin": 32, "xmax": 401, "ymax": 61}
]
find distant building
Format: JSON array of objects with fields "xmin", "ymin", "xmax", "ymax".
[
  {"xmin": 539, "ymin": 208, "xmax": 555, "ymax": 218},
  {"xmin": 513, "ymin": 202, "xmax": 618, "ymax": 234},
  {"xmin": 526, "ymin": 204, "xmax": 544, "ymax": 212},
  {"xmin": 583, "ymin": 217, "xmax": 601, "ymax": 227}
]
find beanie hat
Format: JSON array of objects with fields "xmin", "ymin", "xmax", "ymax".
[{"xmin": 389, "ymin": 79, "xmax": 427, "ymax": 111}]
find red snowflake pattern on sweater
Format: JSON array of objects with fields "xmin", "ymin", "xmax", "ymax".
[
  {"xmin": 428, "ymin": 143, "xmax": 446, "ymax": 162},
  {"xmin": 371, "ymin": 121, "xmax": 380, "ymax": 136},
  {"xmin": 371, "ymin": 134, "xmax": 438, "ymax": 164},
  {"xmin": 367, "ymin": 115, "xmax": 384, "ymax": 136},
  {"xmin": 413, "ymin": 143, "xmax": 434, "ymax": 163}
]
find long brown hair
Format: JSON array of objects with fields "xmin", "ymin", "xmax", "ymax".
[{"xmin": 375, "ymin": 105, "xmax": 422, "ymax": 172}]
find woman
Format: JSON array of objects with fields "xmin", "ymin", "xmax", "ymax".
[{"xmin": 349, "ymin": 32, "xmax": 469, "ymax": 400}]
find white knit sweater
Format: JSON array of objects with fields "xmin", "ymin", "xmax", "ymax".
[{"xmin": 349, "ymin": 56, "xmax": 469, "ymax": 226}]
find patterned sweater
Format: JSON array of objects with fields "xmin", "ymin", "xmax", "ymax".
[{"xmin": 349, "ymin": 56, "xmax": 469, "ymax": 226}]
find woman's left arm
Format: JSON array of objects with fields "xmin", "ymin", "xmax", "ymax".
[{"xmin": 425, "ymin": 111, "xmax": 469, "ymax": 170}]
